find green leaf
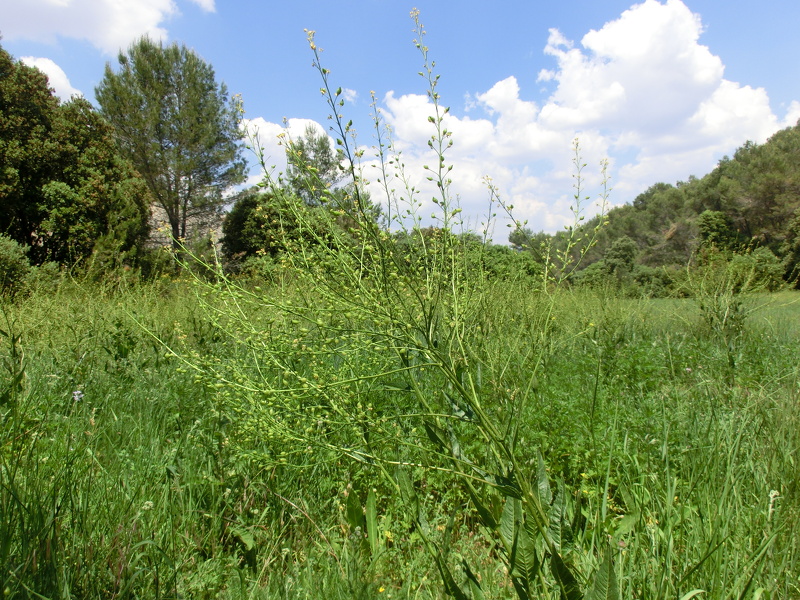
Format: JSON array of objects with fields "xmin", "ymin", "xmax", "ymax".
[
  {"xmin": 489, "ymin": 473, "xmax": 522, "ymax": 499},
  {"xmin": 232, "ymin": 527, "xmax": 255, "ymax": 551},
  {"xmin": 500, "ymin": 497, "xmax": 539, "ymax": 590},
  {"xmin": 537, "ymin": 451, "xmax": 552, "ymax": 505},
  {"xmin": 462, "ymin": 559, "xmax": 486, "ymax": 600},
  {"xmin": 434, "ymin": 554, "xmax": 470, "ymax": 600},
  {"xmin": 366, "ymin": 488, "xmax": 378, "ymax": 555},
  {"xmin": 613, "ymin": 513, "xmax": 638, "ymax": 540},
  {"xmin": 548, "ymin": 486, "xmax": 568, "ymax": 551},
  {"xmin": 585, "ymin": 546, "xmax": 619, "ymax": 600},
  {"xmin": 424, "ymin": 420, "xmax": 449, "ymax": 451},
  {"xmin": 465, "ymin": 480, "xmax": 498, "ymax": 530},
  {"xmin": 346, "ymin": 488, "xmax": 364, "ymax": 532},
  {"xmin": 550, "ymin": 551, "xmax": 583, "ymax": 600},
  {"xmin": 500, "ymin": 497, "xmax": 521, "ymax": 551}
]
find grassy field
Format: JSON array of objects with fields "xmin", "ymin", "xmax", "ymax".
[{"xmin": 0, "ymin": 275, "xmax": 798, "ymax": 599}]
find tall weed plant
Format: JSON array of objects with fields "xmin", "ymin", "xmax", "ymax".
[{"xmin": 173, "ymin": 11, "xmax": 633, "ymax": 599}]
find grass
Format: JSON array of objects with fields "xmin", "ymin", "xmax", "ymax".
[{"xmin": 0, "ymin": 277, "xmax": 797, "ymax": 598}]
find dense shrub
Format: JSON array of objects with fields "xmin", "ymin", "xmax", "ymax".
[{"xmin": 0, "ymin": 234, "xmax": 32, "ymax": 296}]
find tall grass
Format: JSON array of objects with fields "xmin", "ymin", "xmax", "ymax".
[{"xmin": 1, "ymin": 11, "xmax": 798, "ymax": 599}]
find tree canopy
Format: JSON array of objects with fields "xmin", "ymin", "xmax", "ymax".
[
  {"xmin": 0, "ymin": 44, "xmax": 151, "ymax": 266},
  {"xmin": 96, "ymin": 37, "xmax": 246, "ymax": 247}
]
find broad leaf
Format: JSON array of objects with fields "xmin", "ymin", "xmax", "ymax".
[
  {"xmin": 551, "ymin": 551, "xmax": 583, "ymax": 600},
  {"xmin": 585, "ymin": 546, "xmax": 620, "ymax": 600}
]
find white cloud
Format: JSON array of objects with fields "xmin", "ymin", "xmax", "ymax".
[
  {"xmin": 342, "ymin": 88, "xmax": 358, "ymax": 103},
  {"xmin": 20, "ymin": 56, "xmax": 82, "ymax": 100},
  {"xmin": 358, "ymin": 0, "xmax": 798, "ymax": 236},
  {"xmin": 242, "ymin": 117, "xmax": 333, "ymax": 184},
  {"xmin": 783, "ymin": 101, "xmax": 800, "ymax": 129},
  {"xmin": 0, "ymin": 0, "xmax": 211, "ymax": 54},
  {"xmin": 187, "ymin": 0, "xmax": 215, "ymax": 11}
]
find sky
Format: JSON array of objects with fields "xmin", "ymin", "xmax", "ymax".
[{"xmin": 2, "ymin": 0, "xmax": 799, "ymax": 239}]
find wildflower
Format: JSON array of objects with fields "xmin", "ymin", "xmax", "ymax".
[
  {"xmin": 141, "ymin": 501, "xmax": 154, "ymax": 511},
  {"xmin": 73, "ymin": 390, "xmax": 84, "ymax": 402}
]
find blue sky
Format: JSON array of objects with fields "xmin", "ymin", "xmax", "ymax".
[{"xmin": 2, "ymin": 0, "xmax": 798, "ymax": 238}]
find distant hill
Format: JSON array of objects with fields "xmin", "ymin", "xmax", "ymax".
[{"xmin": 523, "ymin": 120, "xmax": 800, "ymax": 288}]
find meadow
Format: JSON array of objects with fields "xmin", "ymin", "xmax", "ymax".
[
  {"xmin": 2, "ymin": 13, "xmax": 800, "ymax": 600},
  {"xmin": 1, "ymin": 270, "xmax": 798, "ymax": 599}
]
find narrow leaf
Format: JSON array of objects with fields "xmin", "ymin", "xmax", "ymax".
[
  {"xmin": 366, "ymin": 489, "xmax": 378, "ymax": 555},
  {"xmin": 346, "ymin": 489, "xmax": 364, "ymax": 532},
  {"xmin": 465, "ymin": 480, "xmax": 498, "ymax": 529},
  {"xmin": 462, "ymin": 559, "xmax": 486, "ymax": 600},
  {"xmin": 537, "ymin": 451, "xmax": 552, "ymax": 505}
]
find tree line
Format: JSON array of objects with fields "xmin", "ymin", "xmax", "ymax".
[
  {"xmin": 2, "ymin": 34, "xmax": 800, "ymax": 294},
  {"xmin": 511, "ymin": 122, "xmax": 800, "ymax": 292},
  {"xmin": 1, "ymin": 37, "xmax": 246, "ymax": 283}
]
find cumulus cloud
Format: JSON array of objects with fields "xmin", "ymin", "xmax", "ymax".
[
  {"xmin": 20, "ymin": 56, "xmax": 82, "ymax": 100},
  {"xmin": 357, "ymin": 0, "xmax": 798, "ymax": 235},
  {"xmin": 187, "ymin": 0, "xmax": 215, "ymax": 11},
  {"xmin": 0, "ymin": 0, "xmax": 212, "ymax": 54},
  {"xmin": 241, "ymin": 117, "xmax": 332, "ymax": 186}
]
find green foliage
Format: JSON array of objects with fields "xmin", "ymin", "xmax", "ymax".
[
  {"xmin": 286, "ymin": 124, "xmax": 346, "ymax": 206},
  {"xmin": 604, "ymin": 236, "xmax": 638, "ymax": 276},
  {"xmin": 696, "ymin": 209, "xmax": 739, "ymax": 251},
  {"xmin": 0, "ymin": 234, "xmax": 31, "ymax": 296},
  {"xmin": 563, "ymin": 121, "xmax": 800, "ymax": 287},
  {"xmin": 780, "ymin": 207, "xmax": 800, "ymax": 287},
  {"xmin": 96, "ymin": 37, "xmax": 246, "ymax": 247},
  {"xmin": 1, "ymin": 45, "xmax": 149, "ymax": 267}
]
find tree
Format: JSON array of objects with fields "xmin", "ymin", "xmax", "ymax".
[
  {"xmin": 286, "ymin": 124, "xmax": 345, "ymax": 206},
  {"xmin": 1, "ymin": 42, "xmax": 60, "ymax": 255},
  {"xmin": 1, "ymin": 44, "xmax": 151, "ymax": 266},
  {"xmin": 222, "ymin": 188, "xmax": 311, "ymax": 261},
  {"xmin": 604, "ymin": 235, "xmax": 638, "ymax": 275},
  {"xmin": 96, "ymin": 37, "xmax": 246, "ymax": 248},
  {"xmin": 697, "ymin": 210, "xmax": 739, "ymax": 252}
]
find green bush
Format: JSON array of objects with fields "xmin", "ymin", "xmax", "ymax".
[{"xmin": 0, "ymin": 234, "xmax": 33, "ymax": 296}]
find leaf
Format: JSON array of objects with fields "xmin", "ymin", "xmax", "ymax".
[
  {"xmin": 346, "ymin": 488, "xmax": 364, "ymax": 532},
  {"xmin": 465, "ymin": 480, "xmax": 498, "ymax": 530},
  {"xmin": 462, "ymin": 559, "xmax": 486, "ymax": 600},
  {"xmin": 613, "ymin": 513, "xmax": 638, "ymax": 540},
  {"xmin": 550, "ymin": 551, "xmax": 583, "ymax": 600},
  {"xmin": 500, "ymin": 497, "xmax": 539, "ymax": 591},
  {"xmin": 445, "ymin": 391, "xmax": 475, "ymax": 422},
  {"xmin": 585, "ymin": 546, "xmax": 619, "ymax": 600},
  {"xmin": 489, "ymin": 473, "xmax": 523, "ymax": 499},
  {"xmin": 423, "ymin": 420, "xmax": 449, "ymax": 451},
  {"xmin": 436, "ymin": 558, "xmax": 470, "ymax": 600},
  {"xmin": 537, "ymin": 451, "xmax": 552, "ymax": 505},
  {"xmin": 548, "ymin": 485, "xmax": 569, "ymax": 551},
  {"xmin": 231, "ymin": 527, "xmax": 255, "ymax": 551},
  {"xmin": 500, "ymin": 497, "xmax": 521, "ymax": 551},
  {"xmin": 366, "ymin": 488, "xmax": 378, "ymax": 555},
  {"xmin": 513, "ymin": 525, "xmax": 539, "ymax": 587}
]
